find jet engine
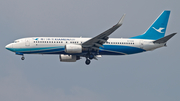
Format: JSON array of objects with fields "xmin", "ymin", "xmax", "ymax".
[
  {"xmin": 65, "ymin": 44, "xmax": 82, "ymax": 53},
  {"xmin": 59, "ymin": 54, "xmax": 80, "ymax": 62}
]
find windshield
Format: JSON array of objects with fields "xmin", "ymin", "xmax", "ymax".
[{"xmin": 14, "ymin": 40, "xmax": 20, "ymax": 43}]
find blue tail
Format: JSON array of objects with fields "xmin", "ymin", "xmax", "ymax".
[{"xmin": 131, "ymin": 10, "xmax": 170, "ymax": 40}]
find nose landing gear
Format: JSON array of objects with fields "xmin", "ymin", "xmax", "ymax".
[{"xmin": 21, "ymin": 56, "xmax": 25, "ymax": 60}]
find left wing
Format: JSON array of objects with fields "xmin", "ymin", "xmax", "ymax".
[{"xmin": 82, "ymin": 14, "xmax": 125, "ymax": 51}]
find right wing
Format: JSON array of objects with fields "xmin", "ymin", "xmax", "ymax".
[{"xmin": 82, "ymin": 14, "xmax": 125, "ymax": 50}]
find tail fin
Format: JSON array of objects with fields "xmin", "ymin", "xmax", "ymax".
[{"xmin": 131, "ymin": 10, "xmax": 170, "ymax": 40}]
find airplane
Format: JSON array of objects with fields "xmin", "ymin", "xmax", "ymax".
[{"xmin": 5, "ymin": 10, "xmax": 176, "ymax": 65}]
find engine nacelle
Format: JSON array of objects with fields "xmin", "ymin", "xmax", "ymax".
[
  {"xmin": 65, "ymin": 44, "xmax": 82, "ymax": 53},
  {"xmin": 59, "ymin": 54, "xmax": 80, "ymax": 62}
]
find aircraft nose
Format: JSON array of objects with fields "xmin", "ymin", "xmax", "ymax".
[{"xmin": 5, "ymin": 43, "xmax": 13, "ymax": 49}]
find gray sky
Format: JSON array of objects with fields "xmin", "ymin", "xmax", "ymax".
[{"xmin": 1, "ymin": 0, "xmax": 180, "ymax": 101}]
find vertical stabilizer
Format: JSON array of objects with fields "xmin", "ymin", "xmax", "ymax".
[{"xmin": 131, "ymin": 10, "xmax": 170, "ymax": 40}]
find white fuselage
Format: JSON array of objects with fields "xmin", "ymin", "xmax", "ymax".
[{"xmin": 5, "ymin": 37, "xmax": 164, "ymax": 56}]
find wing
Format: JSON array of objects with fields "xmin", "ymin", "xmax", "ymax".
[{"xmin": 82, "ymin": 14, "xmax": 125, "ymax": 51}]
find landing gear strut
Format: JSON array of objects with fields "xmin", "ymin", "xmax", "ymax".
[
  {"xmin": 85, "ymin": 54, "xmax": 94, "ymax": 65},
  {"xmin": 89, "ymin": 54, "xmax": 94, "ymax": 60},
  {"xmin": 84, "ymin": 48, "xmax": 96, "ymax": 65}
]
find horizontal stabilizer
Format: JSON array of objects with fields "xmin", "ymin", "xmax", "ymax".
[{"xmin": 153, "ymin": 33, "xmax": 177, "ymax": 43}]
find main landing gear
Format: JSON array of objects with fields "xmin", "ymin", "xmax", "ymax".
[
  {"xmin": 85, "ymin": 59, "xmax": 91, "ymax": 65},
  {"xmin": 85, "ymin": 53, "xmax": 94, "ymax": 65}
]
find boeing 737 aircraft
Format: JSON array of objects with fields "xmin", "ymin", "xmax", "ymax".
[{"xmin": 5, "ymin": 10, "xmax": 176, "ymax": 65}]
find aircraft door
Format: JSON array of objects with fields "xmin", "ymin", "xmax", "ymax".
[
  {"xmin": 139, "ymin": 40, "xmax": 143, "ymax": 48},
  {"xmin": 25, "ymin": 39, "xmax": 30, "ymax": 46}
]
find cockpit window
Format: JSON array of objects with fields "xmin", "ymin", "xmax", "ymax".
[{"xmin": 14, "ymin": 40, "xmax": 19, "ymax": 43}]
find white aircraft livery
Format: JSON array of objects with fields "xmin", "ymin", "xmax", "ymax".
[{"xmin": 5, "ymin": 10, "xmax": 176, "ymax": 65}]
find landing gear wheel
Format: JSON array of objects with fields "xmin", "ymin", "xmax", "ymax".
[
  {"xmin": 85, "ymin": 59, "xmax": 91, "ymax": 65},
  {"xmin": 21, "ymin": 56, "xmax": 25, "ymax": 60}
]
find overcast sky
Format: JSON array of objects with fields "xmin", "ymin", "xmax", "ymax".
[{"xmin": 1, "ymin": 0, "xmax": 180, "ymax": 101}]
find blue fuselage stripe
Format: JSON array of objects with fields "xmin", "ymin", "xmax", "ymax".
[{"xmin": 7, "ymin": 45, "xmax": 145, "ymax": 55}]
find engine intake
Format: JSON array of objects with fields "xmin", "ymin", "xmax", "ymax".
[{"xmin": 65, "ymin": 44, "xmax": 82, "ymax": 53}]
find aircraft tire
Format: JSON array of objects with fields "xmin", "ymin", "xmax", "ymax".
[
  {"xmin": 85, "ymin": 59, "xmax": 91, "ymax": 65},
  {"xmin": 21, "ymin": 57, "xmax": 25, "ymax": 60}
]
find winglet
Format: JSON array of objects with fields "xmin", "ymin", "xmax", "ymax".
[
  {"xmin": 117, "ymin": 14, "xmax": 126, "ymax": 26},
  {"xmin": 153, "ymin": 33, "xmax": 177, "ymax": 43}
]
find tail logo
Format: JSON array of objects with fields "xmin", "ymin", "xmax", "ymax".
[{"xmin": 152, "ymin": 27, "xmax": 165, "ymax": 33}]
